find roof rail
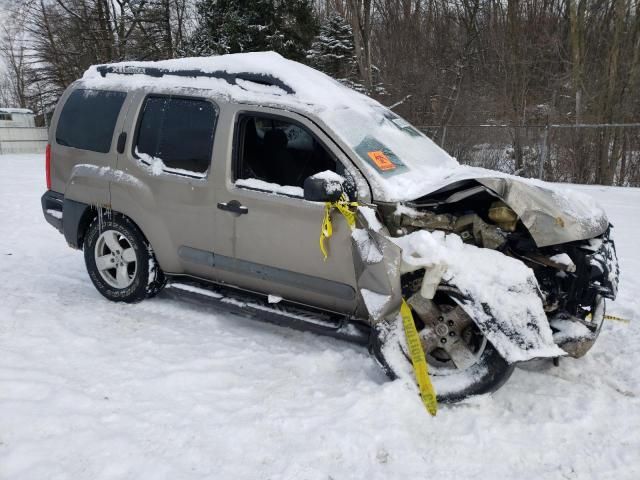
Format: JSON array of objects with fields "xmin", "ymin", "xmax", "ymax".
[{"xmin": 95, "ymin": 65, "xmax": 295, "ymax": 94}]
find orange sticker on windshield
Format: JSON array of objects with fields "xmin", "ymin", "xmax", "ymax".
[{"xmin": 367, "ymin": 150, "xmax": 396, "ymax": 171}]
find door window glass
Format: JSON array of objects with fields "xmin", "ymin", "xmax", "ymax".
[
  {"xmin": 135, "ymin": 96, "xmax": 217, "ymax": 176},
  {"xmin": 56, "ymin": 89, "xmax": 126, "ymax": 153},
  {"xmin": 235, "ymin": 114, "xmax": 344, "ymax": 195}
]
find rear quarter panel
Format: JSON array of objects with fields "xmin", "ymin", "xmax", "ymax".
[{"xmin": 49, "ymin": 83, "xmax": 134, "ymax": 206}]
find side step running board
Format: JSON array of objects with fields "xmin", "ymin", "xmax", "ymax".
[{"xmin": 162, "ymin": 278, "xmax": 371, "ymax": 346}]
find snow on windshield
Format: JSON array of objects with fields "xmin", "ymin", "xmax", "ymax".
[{"xmin": 319, "ymin": 105, "xmax": 459, "ymax": 201}]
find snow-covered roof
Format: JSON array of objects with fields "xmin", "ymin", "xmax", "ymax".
[
  {"xmin": 0, "ymin": 107, "xmax": 34, "ymax": 114},
  {"xmin": 81, "ymin": 51, "xmax": 374, "ymax": 115}
]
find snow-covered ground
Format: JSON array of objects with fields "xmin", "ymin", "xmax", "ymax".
[{"xmin": 1, "ymin": 153, "xmax": 638, "ymax": 479}]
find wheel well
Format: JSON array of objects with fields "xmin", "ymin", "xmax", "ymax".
[
  {"xmin": 76, "ymin": 208, "xmax": 152, "ymax": 252},
  {"xmin": 76, "ymin": 207, "xmax": 98, "ymax": 249}
]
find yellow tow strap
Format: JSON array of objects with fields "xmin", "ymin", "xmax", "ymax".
[
  {"xmin": 401, "ymin": 300, "xmax": 438, "ymax": 415},
  {"xmin": 587, "ymin": 312, "xmax": 631, "ymax": 324},
  {"xmin": 319, "ymin": 193, "xmax": 359, "ymax": 260},
  {"xmin": 318, "ymin": 197, "xmax": 438, "ymax": 415},
  {"xmin": 603, "ymin": 314, "xmax": 630, "ymax": 324}
]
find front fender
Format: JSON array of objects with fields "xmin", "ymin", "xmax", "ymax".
[
  {"xmin": 442, "ymin": 280, "xmax": 564, "ymax": 363},
  {"xmin": 388, "ymin": 230, "xmax": 565, "ymax": 363}
]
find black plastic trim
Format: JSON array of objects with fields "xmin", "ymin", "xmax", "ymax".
[
  {"xmin": 41, "ymin": 191, "xmax": 64, "ymax": 233},
  {"xmin": 96, "ymin": 65, "xmax": 295, "ymax": 94},
  {"xmin": 62, "ymin": 198, "xmax": 91, "ymax": 249},
  {"xmin": 163, "ymin": 275, "xmax": 370, "ymax": 346},
  {"xmin": 116, "ymin": 131, "xmax": 127, "ymax": 154},
  {"xmin": 177, "ymin": 245, "xmax": 356, "ymax": 301}
]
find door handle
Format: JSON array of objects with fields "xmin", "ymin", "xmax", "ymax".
[{"xmin": 217, "ymin": 200, "xmax": 248, "ymax": 215}]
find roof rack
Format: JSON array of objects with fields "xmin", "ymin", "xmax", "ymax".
[{"xmin": 95, "ymin": 65, "xmax": 295, "ymax": 95}]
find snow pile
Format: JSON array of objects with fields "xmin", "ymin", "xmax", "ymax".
[
  {"xmin": 357, "ymin": 206, "xmax": 385, "ymax": 232},
  {"xmin": 235, "ymin": 178, "xmax": 303, "ymax": 197},
  {"xmin": 391, "ymin": 230, "xmax": 565, "ymax": 362},
  {"xmin": 310, "ymin": 170, "xmax": 345, "ymax": 183},
  {"xmin": 135, "ymin": 149, "xmax": 208, "ymax": 178},
  {"xmin": 360, "ymin": 288, "xmax": 391, "ymax": 319},
  {"xmin": 549, "ymin": 253, "xmax": 576, "ymax": 272},
  {"xmin": 351, "ymin": 228, "xmax": 384, "ymax": 264}
]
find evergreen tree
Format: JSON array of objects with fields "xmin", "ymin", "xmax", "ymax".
[
  {"xmin": 306, "ymin": 14, "xmax": 365, "ymax": 93},
  {"xmin": 188, "ymin": 0, "xmax": 317, "ymax": 62}
]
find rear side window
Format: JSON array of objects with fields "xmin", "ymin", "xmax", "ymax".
[
  {"xmin": 135, "ymin": 96, "xmax": 217, "ymax": 176},
  {"xmin": 56, "ymin": 89, "xmax": 126, "ymax": 153}
]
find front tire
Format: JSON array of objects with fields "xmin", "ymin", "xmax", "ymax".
[
  {"xmin": 84, "ymin": 214, "xmax": 161, "ymax": 303},
  {"xmin": 376, "ymin": 276, "xmax": 516, "ymax": 403}
]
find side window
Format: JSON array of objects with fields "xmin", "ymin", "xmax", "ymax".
[
  {"xmin": 135, "ymin": 96, "xmax": 217, "ymax": 176},
  {"xmin": 235, "ymin": 114, "xmax": 349, "ymax": 196},
  {"xmin": 56, "ymin": 89, "xmax": 126, "ymax": 153}
]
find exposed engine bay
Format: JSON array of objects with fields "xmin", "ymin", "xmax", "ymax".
[{"xmin": 377, "ymin": 180, "xmax": 619, "ymax": 360}]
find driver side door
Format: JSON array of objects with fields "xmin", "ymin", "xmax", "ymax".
[{"xmin": 211, "ymin": 106, "xmax": 368, "ymax": 314}]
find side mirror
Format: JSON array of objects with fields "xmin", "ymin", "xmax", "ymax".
[{"xmin": 303, "ymin": 173, "xmax": 344, "ymax": 202}]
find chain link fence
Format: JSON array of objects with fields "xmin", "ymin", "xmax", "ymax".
[{"xmin": 419, "ymin": 124, "xmax": 640, "ymax": 187}]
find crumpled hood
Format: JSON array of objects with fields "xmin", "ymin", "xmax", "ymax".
[
  {"xmin": 384, "ymin": 164, "xmax": 610, "ymax": 247},
  {"xmin": 476, "ymin": 177, "xmax": 610, "ymax": 247}
]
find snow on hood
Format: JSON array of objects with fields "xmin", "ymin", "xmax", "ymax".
[{"xmin": 398, "ymin": 164, "xmax": 610, "ymax": 246}]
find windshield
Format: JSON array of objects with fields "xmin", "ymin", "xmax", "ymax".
[{"xmin": 320, "ymin": 104, "xmax": 460, "ymax": 202}]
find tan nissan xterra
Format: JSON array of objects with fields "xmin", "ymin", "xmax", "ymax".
[{"xmin": 41, "ymin": 52, "xmax": 619, "ymax": 402}]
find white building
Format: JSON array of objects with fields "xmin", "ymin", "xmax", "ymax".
[
  {"xmin": 0, "ymin": 107, "xmax": 37, "ymax": 127},
  {"xmin": 0, "ymin": 107, "xmax": 48, "ymax": 154}
]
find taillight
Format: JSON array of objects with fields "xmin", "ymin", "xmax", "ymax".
[{"xmin": 45, "ymin": 144, "xmax": 51, "ymax": 190}]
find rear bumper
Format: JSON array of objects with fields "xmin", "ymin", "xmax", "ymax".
[{"xmin": 41, "ymin": 190, "xmax": 64, "ymax": 233}]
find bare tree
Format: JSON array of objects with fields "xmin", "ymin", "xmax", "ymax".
[{"xmin": 0, "ymin": 19, "xmax": 28, "ymax": 107}]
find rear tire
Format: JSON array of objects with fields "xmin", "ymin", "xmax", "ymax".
[{"xmin": 84, "ymin": 214, "xmax": 164, "ymax": 303}]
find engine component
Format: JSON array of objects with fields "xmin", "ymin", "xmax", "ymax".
[
  {"xmin": 521, "ymin": 252, "xmax": 576, "ymax": 272},
  {"xmin": 453, "ymin": 214, "xmax": 507, "ymax": 250},
  {"xmin": 398, "ymin": 208, "xmax": 507, "ymax": 250},
  {"xmin": 488, "ymin": 201, "xmax": 518, "ymax": 231},
  {"xmin": 399, "ymin": 209, "xmax": 456, "ymax": 232}
]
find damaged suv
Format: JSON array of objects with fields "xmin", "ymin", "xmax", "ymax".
[{"xmin": 41, "ymin": 52, "xmax": 619, "ymax": 401}]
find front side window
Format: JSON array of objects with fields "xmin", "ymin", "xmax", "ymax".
[
  {"xmin": 56, "ymin": 89, "xmax": 126, "ymax": 153},
  {"xmin": 235, "ymin": 114, "xmax": 347, "ymax": 196},
  {"xmin": 135, "ymin": 96, "xmax": 217, "ymax": 177}
]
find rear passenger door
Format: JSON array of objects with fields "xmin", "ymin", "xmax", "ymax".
[{"xmin": 112, "ymin": 91, "xmax": 220, "ymax": 279}]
